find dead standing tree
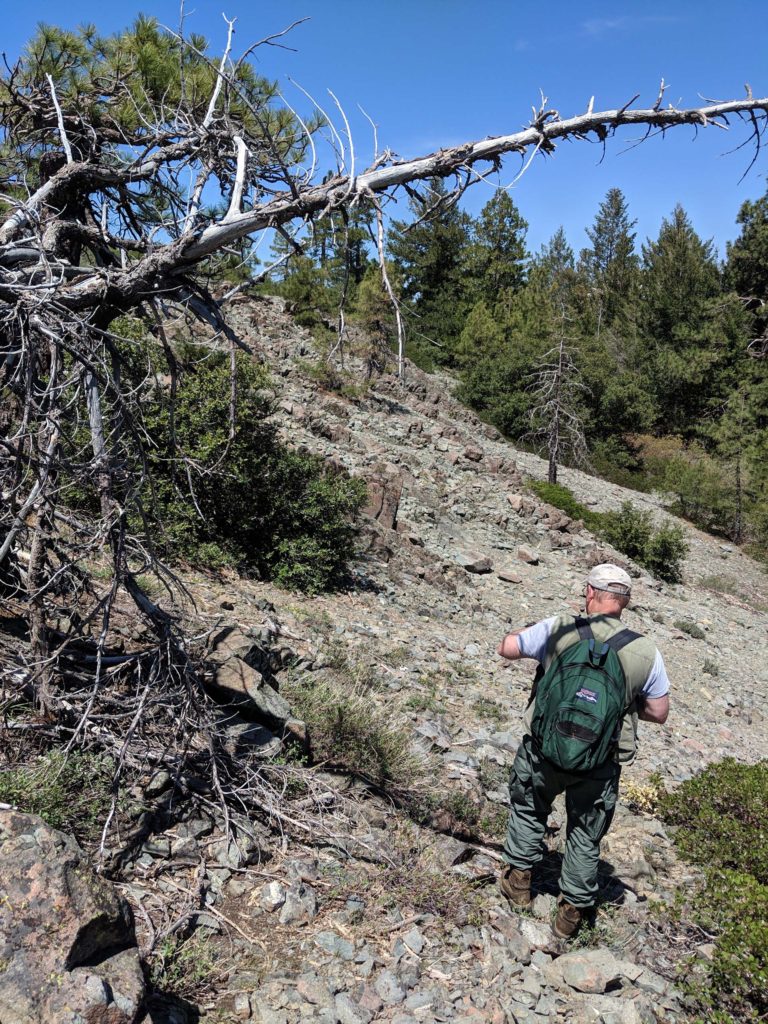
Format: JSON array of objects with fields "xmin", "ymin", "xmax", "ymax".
[
  {"xmin": 0, "ymin": 17, "xmax": 767, "ymax": 840},
  {"xmin": 525, "ymin": 307, "xmax": 591, "ymax": 485}
]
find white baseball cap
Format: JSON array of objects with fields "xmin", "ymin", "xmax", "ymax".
[{"xmin": 587, "ymin": 563, "xmax": 632, "ymax": 595}]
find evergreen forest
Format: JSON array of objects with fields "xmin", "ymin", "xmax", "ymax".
[{"xmin": 271, "ymin": 180, "xmax": 768, "ymax": 558}]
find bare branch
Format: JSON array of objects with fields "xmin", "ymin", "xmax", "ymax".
[
  {"xmin": 203, "ymin": 15, "xmax": 236, "ymax": 128},
  {"xmin": 46, "ymin": 74, "xmax": 73, "ymax": 163}
]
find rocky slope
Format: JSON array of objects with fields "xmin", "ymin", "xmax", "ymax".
[
  {"xmin": 131, "ymin": 293, "xmax": 765, "ymax": 1022},
  {"xmin": 222, "ymin": 293, "xmax": 768, "ymax": 783},
  {"xmin": 3, "ymin": 294, "xmax": 767, "ymax": 1024}
]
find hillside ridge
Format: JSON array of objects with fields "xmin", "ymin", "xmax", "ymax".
[{"xmin": 3, "ymin": 294, "xmax": 767, "ymax": 1024}]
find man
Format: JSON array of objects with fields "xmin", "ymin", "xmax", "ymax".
[{"xmin": 497, "ymin": 563, "xmax": 670, "ymax": 939}]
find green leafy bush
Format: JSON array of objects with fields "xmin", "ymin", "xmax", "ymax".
[
  {"xmin": 601, "ymin": 502, "xmax": 687, "ymax": 583},
  {"xmin": 674, "ymin": 619, "xmax": 707, "ymax": 640},
  {"xmin": 0, "ymin": 750, "xmax": 115, "ymax": 842},
  {"xmin": 529, "ymin": 480, "xmax": 602, "ymax": 530},
  {"xmin": 691, "ymin": 869, "xmax": 768, "ymax": 1021},
  {"xmin": 529, "ymin": 483, "xmax": 688, "ymax": 584},
  {"xmin": 660, "ymin": 759, "xmax": 768, "ymax": 1021},
  {"xmin": 660, "ymin": 759, "xmax": 768, "ymax": 883},
  {"xmin": 143, "ymin": 353, "xmax": 366, "ymax": 592}
]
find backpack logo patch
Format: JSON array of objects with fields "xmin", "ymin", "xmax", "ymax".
[{"xmin": 575, "ymin": 687, "xmax": 599, "ymax": 704}]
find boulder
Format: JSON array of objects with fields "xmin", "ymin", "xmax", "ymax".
[
  {"xmin": 517, "ymin": 545, "xmax": 540, "ymax": 565},
  {"xmin": 0, "ymin": 809, "xmax": 145, "ymax": 1024},
  {"xmin": 552, "ymin": 949, "xmax": 628, "ymax": 993},
  {"xmin": 207, "ymin": 626, "xmax": 291, "ymax": 726},
  {"xmin": 363, "ymin": 468, "xmax": 404, "ymax": 531},
  {"xmin": 455, "ymin": 552, "xmax": 493, "ymax": 574}
]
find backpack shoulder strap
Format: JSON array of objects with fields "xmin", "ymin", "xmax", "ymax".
[
  {"xmin": 574, "ymin": 616, "xmax": 593, "ymax": 642},
  {"xmin": 604, "ymin": 628, "xmax": 642, "ymax": 654}
]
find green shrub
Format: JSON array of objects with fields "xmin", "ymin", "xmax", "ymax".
[
  {"xmin": 601, "ymin": 502, "xmax": 687, "ymax": 583},
  {"xmin": 674, "ymin": 619, "xmax": 707, "ymax": 640},
  {"xmin": 660, "ymin": 759, "xmax": 768, "ymax": 883},
  {"xmin": 660, "ymin": 760, "xmax": 768, "ymax": 1022},
  {"xmin": 640, "ymin": 520, "xmax": 688, "ymax": 582},
  {"xmin": 599, "ymin": 502, "xmax": 652, "ymax": 561},
  {"xmin": 529, "ymin": 483, "xmax": 688, "ymax": 584},
  {"xmin": 149, "ymin": 933, "xmax": 222, "ymax": 999},
  {"xmin": 528, "ymin": 480, "xmax": 602, "ymax": 530},
  {"xmin": 690, "ymin": 869, "xmax": 768, "ymax": 1021},
  {"xmin": 143, "ymin": 353, "xmax": 366, "ymax": 592},
  {"xmin": 0, "ymin": 750, "xmax": 115, "ymax": 842}
]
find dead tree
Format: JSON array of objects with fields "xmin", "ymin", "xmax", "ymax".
[
  {"xmin": 0, "ymin": 17, "xmax": 767, "ymax": 842},
  {"xmin": 525, "ymin": 309, "xmax": 590, "ymax": 485}
]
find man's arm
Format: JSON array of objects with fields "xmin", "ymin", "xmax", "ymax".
[
  {"xmin": 637, "ymin": 694, "xmax": 669, "ymax": 724},
  {"xmin": 498, "ymin": 630, "xmax": 524, "ymax": 660},
  {"xmin": 499, "ymin": 617, "xmax": 557, "ymax": 663}
]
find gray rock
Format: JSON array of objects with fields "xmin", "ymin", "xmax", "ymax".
[
  {"xmin": 404, "ymin": 989, "xmax": 436, "ymax": 1011},
  {"xmin": 233, "ymin": 991, "xmax": 252, "ymax": 1019},
  {"xmin": 531, "ymin": 893, "xmax": 556, "ymax": 920},
  {"xmin": 251, "ymin": 1001, "xmax": 289, "ymax": 1024},
  {"xmin": 497, "ymin": 568, "xmax": 523, "ymax": 583},
  {"xmin": 0, "ymin": 809, "xmax": 145, "ymax": 1024},
  {"xmin": 555, "ymin": 949, "xmax": 625, "ymax": 993},
  {"xmin": 145, "ymin": 769, "xmax": 172, "ymax": 796},
  {"xmin": 207, "ymin": 626, "xmax": 290, "ymax": 724},
  {"xmin": 635, "ymin": 967, "xmax": 669, "ymax": 995},
  {"xmin": 170, "ymin": 836, "xmax": 200, "ymax": 862},
  {"xmin": 455, "ymin": 551, "xmax": 493, "ymax": 574},
  {"xmin": 421, "ymin": 834, "xmax": 471, "ymax": 871},
  {"xmin": 335, "ymin": 992, "xmax": 373, "ymax": 1024},
  {"xmin": 374, "ymin": 968, "xmax": 407, "ymax": 1005},
  {"xmin": 518, "ymin": 916, "xmax": 556, "ymax": 951},
  {"xmin": 414, "ymin": 719, "xmax": 453, "ymax": 750},
  {"xmin": 402, "ymin": 926, "xmax": 425, "ymax": 955},
  {"xmin": 313, "ymin": 930, "xmax": 355, "ymax": 961},
  {"xmin": 296, "ymin": 973, "xmax": 335, "ymax": 1007},
  {"xmin": 142, "ymin": 837, "xmax": 171, "ymax": 858},
  {"xmin": 218, "ymin": 716, "xmax": 282, "ymax": 758},
  {"xmin": 278, "ymin": 883, "xmax": 318, "ymax": 925},
  {"xmin": 260, "ymin": 880, "xmax": 287, "ymax": 912}
]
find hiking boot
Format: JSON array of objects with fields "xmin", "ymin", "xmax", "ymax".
[
  {"xmin": 499, "ymin": 866, "xmax": 532, "ymax": 908},
  {"xmin": 553, "ymin": 898, "xmax": 584, "ymax": 939}
]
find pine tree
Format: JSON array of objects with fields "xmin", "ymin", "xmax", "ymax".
[
  {"xmin": 639, "ymin": 205, "xmax": 737, "ymax": 434},
  {"xmin": 387, "ymin": 177, "xmax": 473, "ymax": 364},
  {"xmin": 355, "ymin": 264, "xmax": 400, "ymax": 378},
  {"xmin": 579, "ymin": 188, "xmax": 639, "ymax": 332},
  {"xmin": 467, "ymin": 192, "xmax": 529, "ymax": 305},
  {"xmin": 531, "ymin": 227, "xmax": 575, "ymax": 292},
  {"xmin": 455, "ymin": 300, "xmax": 505, "ymax": 367},
  {"xmin": 726, "ymin": 188, "xmax": 768, "ymax": 349}
]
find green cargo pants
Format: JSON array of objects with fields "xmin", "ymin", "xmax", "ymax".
[{"xmin": 502, "ymin": 734, "xmax": 620, "ymax": 908}]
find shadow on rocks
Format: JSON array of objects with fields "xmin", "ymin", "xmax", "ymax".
[
  {"xmin": 533, "ymin": 849, "xmax": 634, "ymax": 908},
  {"xmin": 142, "ymin": 991, "xmax": 201, "ymax": 1024}
]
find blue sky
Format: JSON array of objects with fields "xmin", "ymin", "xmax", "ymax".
[{"xmin": 5, "ymin": 0, "xmax": 768, "ymax": 259}]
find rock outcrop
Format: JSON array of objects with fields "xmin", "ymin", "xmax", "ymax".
[{"xmin": 0, "ymin": 809, "xmax": 145, "ymax": 1024}]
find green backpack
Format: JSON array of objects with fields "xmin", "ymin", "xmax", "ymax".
[{"xmin": 530, "ymin": 618, "xmax": 639, "ymax": 772}]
